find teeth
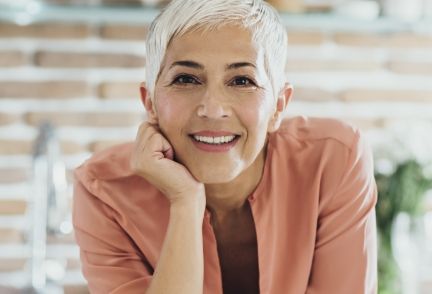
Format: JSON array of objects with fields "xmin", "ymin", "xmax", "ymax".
[{"xmin": 193, "ymin": 135, "xmax": 236, "ymax": 144}]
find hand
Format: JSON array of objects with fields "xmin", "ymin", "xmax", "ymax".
[{"xmin": 130, "ymin": 122, "xmax": 205, "ymax": 208}]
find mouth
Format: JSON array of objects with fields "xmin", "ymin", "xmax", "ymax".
[
  {"xmin": 191, "ymin": 134, "xmax": 239, "ymax": 145},
  {"xmin": 189, "ymin": 131, "xmax": 241, "ymax": 152}
]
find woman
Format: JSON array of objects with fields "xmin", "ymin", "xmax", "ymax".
[{"xmin": 73, "ymin": 0, "xmax": 378, "ymax": 293}]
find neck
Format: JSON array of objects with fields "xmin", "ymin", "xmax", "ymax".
[{"xmin": 205, "ymin": 146, "xmax": 266, "ymax": 219}]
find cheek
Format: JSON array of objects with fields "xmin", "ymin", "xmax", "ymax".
[
  {"xmin": 238, "ymin": 97, "xmax": 274, "ymax": 135},
  {"xmin": 156, "ymin": 95, "xmax": 177, "ymax": 121},
  {"xmin": 154, "ymin": 97, "xmax": 182, "ymax": 145},
  {"xmin": 155, "ymin": 93, "xmax": 192, "ymax": 128}
]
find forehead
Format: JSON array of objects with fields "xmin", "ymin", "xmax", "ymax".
[{"xmin": 163, "ymin": 24, "xmax": 263, "ymax": 67}]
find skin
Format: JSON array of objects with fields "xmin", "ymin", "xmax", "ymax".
[{"xmin": 130, "ymin": 24, "xmax": 293, "ymax": 293}]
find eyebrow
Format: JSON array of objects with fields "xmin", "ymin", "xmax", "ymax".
[
  {"xmin": 168, "ymin": 60, "xmax": 256, "ymax": 71},
  {"xmin": 169, "ymin": 60, "xmax": 204, "ymax": 70},
  {"xmin": 226, "ymin": 62, "xmax": 256, "ymax": 70}
]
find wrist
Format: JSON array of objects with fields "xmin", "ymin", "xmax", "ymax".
[
  {"xmin": 168, "ymin": 184, "xmax": 205, "ymax": 206},
  {"xmin": 170, "ymin": 192, "xmax": 206, "ymax": 219}
]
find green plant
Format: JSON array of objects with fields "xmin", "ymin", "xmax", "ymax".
[{"xmin": 375, "ymin": 160, "xmax": 432, "ymax": 294}]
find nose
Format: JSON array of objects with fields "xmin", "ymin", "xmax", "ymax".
[{"xmin": 196, "ymin": 87, "xmax": 231, "ymax": 119}]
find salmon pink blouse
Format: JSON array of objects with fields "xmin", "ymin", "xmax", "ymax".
[{"xmin": 73, "ymin": 116, "xmax": 378, "ymax": 294}]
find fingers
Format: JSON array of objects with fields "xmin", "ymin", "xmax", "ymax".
[
  {"xmin": 136, "ymin": 122, "xmax": 155, "ymax": 144},
  {"xmin": 163, "ymin": 146, "xmax": 174, "ymax": 160},
  {"xmin": 130, "ymin": 123, "xmax": 204, "ymax": 203},
  {"xmin": 133, "ymin": 122, "xmax": 174, "ymax": 161},
  {"xmin": 131, "ymin": 122, "xmax": 156, "ymax": 173}
]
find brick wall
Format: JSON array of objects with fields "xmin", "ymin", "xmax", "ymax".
[{"xmin": 0, "ymin": 13, "xmax": 432, "ymax": 293}]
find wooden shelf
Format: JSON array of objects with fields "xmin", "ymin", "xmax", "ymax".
[{"xmin": 0, "ymin": 3, "xmax": 432, "ymax": 33}]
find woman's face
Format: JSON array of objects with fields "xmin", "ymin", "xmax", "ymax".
[{"xmin": 150, "ymin": 24, "xmax": 287, "ymax": 184}]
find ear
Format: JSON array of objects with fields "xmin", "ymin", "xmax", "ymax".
[
  {"xmin": 268, "ymin": 83, "xmax": 293, "ymax": 133},
  {"xmin": 140, "ymin": 82, "xmax": 158, "ymax": 124}
]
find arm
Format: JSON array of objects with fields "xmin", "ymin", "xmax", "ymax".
[
  {"xmin": 131, "ymin": 122, "xmax": 206, "ymax": 294},
  {"xmin": 146, "ymin": 201, "xmax": 204, "ymax": 294},
  {"xmin": 74, "ymin": 122, "xmax": 206, "ymax": 294},
  {"xmin": 306, "ymin": 130, "xmax": 378, "ymax": 294}
]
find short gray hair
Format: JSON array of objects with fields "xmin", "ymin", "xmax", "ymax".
[{"xmin": 145, "ymin": 0, "xmax": 288, "ymax": 99}]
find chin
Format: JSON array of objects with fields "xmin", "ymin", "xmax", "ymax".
[{"xmin": 188, "ymin": 165, "xmax": 241, "ymax": 184}]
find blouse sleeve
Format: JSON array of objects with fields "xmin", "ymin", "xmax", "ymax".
[
  {"xmin": 73, "ymin": 178, "xmax": 153, "ymax": 294},
  {"xmin": 306, "ymin": 130, "xmax": 378, "ymax": 294}
]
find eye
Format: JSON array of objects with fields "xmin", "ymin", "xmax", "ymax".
[
  {"xmin": 230, "ymin": 76, "xmax": 256, "ymax": 87},
  {"xmin": 172, "ymin": 74, "xmax": 200, "ymax": 85}
]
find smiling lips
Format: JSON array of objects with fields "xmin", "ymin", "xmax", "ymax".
[{"xmin": 189, "ymin": 131, "xmax": 240, "ymax": 152}]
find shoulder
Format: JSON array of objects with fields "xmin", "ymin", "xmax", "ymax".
[
  {"xmin": 75, "ymin": 142, "xmax": 135, "ymax": 184},
  {"xmin": 73, "ymin": 142, "xmax": 163, "ymax": 211},
  {"xmin": 269, "ymin": 116, "xmax": 374, "ymax": 198},
  {"xmin": 275, "ymin": 116, "xmax": 360, "ymax": 151},
  {"xmin": 73, "ymin": 142, "xmax": 134, "ymax": 206}
]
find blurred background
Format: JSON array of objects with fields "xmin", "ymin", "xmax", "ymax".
[{"xmin": 0, "ymin": 0, "xmax": 431, "ymax": 293}]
